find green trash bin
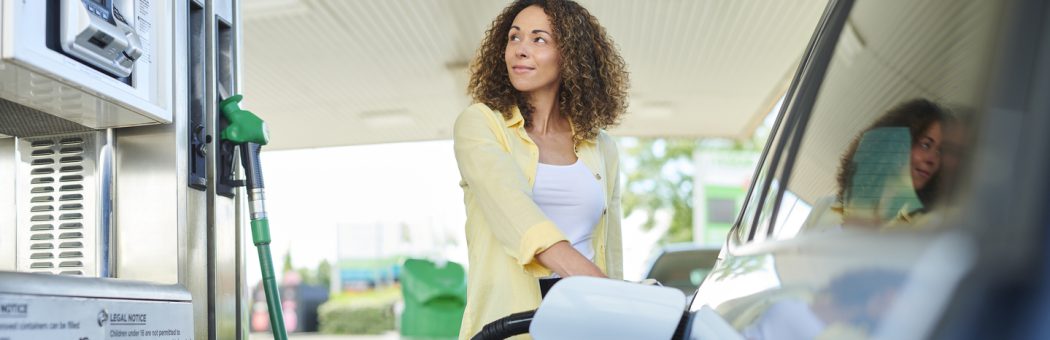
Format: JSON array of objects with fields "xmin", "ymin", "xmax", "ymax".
[{"xmin": 400, "ymin": 258, "xmax": 467, "ymax": 339}]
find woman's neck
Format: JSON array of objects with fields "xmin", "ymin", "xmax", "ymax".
[{"xmin": 526, "ymin": 89, "xmax": 565, "ymax": 136}]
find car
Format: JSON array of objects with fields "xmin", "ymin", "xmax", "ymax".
[{"xmin": 686, "ymin": 0, "xmax": 1050, "ymax": 339}]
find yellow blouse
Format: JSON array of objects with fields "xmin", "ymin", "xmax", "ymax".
[{"xmin": 453, "ymin": 103, "xmax": 623, "ymax": 339}]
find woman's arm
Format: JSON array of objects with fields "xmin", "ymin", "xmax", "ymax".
[{"xmin": 536, "ymin": 241, "xmax": 607, "ymax": 278}]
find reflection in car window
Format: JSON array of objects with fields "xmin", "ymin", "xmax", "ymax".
[
  {"xmin": 761, "ymin": 0, "xmax": 999, "ymax": 240},
  {"xmin": 799, "ymin": 100, "xmax": 959, "ymax": 231}
]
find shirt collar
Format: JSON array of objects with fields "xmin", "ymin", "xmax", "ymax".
[{"xmin": 506, "ymin": 106, "xmax": 525, "ymax": 128}]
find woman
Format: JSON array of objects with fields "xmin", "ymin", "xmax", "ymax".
[
  {"xmin": 835, "ymin": 98, "xmax": 956, "ymax": 226},
  {"xmin": 452, "ymin": 0, "xmax": 629, "ymax": 338}
]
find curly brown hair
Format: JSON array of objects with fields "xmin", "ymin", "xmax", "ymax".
[{"xmin": 468, "ymin": 0, "xmax": 629, "ymax": 143}]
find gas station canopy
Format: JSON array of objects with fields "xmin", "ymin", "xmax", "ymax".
[{"xmin": 242, "ymin": 0, "xmax": 828, "ymax": 150}]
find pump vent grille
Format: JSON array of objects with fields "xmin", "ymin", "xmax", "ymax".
[{"xmin": 16, "ymin": 133, "xmax": 98, "ymax": 276}]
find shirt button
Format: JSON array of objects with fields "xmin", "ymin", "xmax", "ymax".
[
  {"xmin": 602, "ymin": 208, "xmax": 607, "ymax": 215},
  {"xmin": 594, "ymin": 173, "xmax": 601, "ymax": 180}
]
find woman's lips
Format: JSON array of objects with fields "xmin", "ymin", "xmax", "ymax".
[
  {"xmin": 914, "ymin": 168, "xmax": 931, "ymax": 179},
  {"xmin": 511, "ymin": 66, "xmax": 534, "ymax": 74}
]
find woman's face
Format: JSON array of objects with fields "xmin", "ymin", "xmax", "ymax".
[
  {"xmin": 911, "ymin": 121, "xmax": 943, "ymax": 190},
  {"xmin": 505, "ymin": 5, "xmax": 561, "ymax": 95}
]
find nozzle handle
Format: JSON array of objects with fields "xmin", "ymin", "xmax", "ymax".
[
  {"xmin": 220, "ymin": 94, "xmax": 269, "ymax": 145},
  {"xmin": 240, "ymin": 142, "xmax": 265, "ymax": 191}
]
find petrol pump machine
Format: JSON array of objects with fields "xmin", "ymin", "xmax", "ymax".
[{"xmin": 0, "ymin": 0, "xmax": 250, "ymax": 338}]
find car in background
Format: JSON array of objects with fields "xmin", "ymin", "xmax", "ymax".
[{"xmin": 642, "ymin": 244, "xmax": 720, "ymax": 295}]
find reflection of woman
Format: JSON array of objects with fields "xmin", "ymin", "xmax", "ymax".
[
  {"xmin": 452, "ymin": 0, "xmax": 628, "ymax": 338},
  {"xmin": 836, "ymin": 99, "xmax": 954, "ymax": 215},
  {"xmin": 805, "ymin": 99, "xmax": 954, "ymax": 229}
]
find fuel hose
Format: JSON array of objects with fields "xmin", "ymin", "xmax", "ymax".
[{"xmin": 219, "ymin": 94, "xmax": 287, "ymax": 340}]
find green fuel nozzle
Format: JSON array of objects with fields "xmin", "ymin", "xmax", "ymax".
[
  {"xmin": 220, "ymin": 95, "xmax": 269, "ymax": 199},
  {"xmin": 219, "ymin": 94, "xmax": 287, "ymax": 340},
  {"xmin": 220, "ymin": 94, "xmax": 269, "ymax": 146}
]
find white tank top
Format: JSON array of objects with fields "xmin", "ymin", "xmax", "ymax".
[{"xmin": 533, "ymin": 158, "xmax": 605, "ymax": 262}]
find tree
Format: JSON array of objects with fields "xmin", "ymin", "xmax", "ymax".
[
  {"xmin": 317, "ymin": 260, "xmax": 332, "ymax": 287},
  {"xmin": 620, "ymin": 103, "xmax": 776, "ymax": 244},
  {"xmin": 621, "ymin": 137, "xmax": 763, "ymax": 244},
  {"xmin": 620, "ymin": 138, "xmax": 698, "ymax": 243},
  {"xmin": 282, "ymin": 251, "xmax": 294, "ymax": 274},
  {"xmin": 298, "ymin": 267, "xmax": 314, "ymax": 285},
  {"xmin": 293, "ymin": 260, "xmax": 333, "ymax": 286}
]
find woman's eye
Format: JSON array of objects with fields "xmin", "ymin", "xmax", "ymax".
[
  {"xmin": 534, "ymin": 37, "xmax": 547, "ymax": 43},
  {"xmin": 509, "ymin": 35, "xmax": 520, "ymax": 42}
]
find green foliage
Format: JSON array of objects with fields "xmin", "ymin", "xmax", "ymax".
[
  {"xmin": 620, "ymin": 137, "xmax": 765, "ymax": 244},
  {"xmin": 621, "ymin": 138, "xmax": 699, "ymax": 244},
  {"xmin": 616, "ymin": 103, "xmax": 774, "ymax": 245},
  {"xmin": 297, "ymin": 267, "xmax": 313, "ymax": 284},
  {"xmin": 296, "ymin": 260, "xmax": 332, "ymax": 286},
  {"xmin": 319, "ymin": 287, "xmax": 402, "ymax": 335},
  {"xmin": 317, "ymin": 260, "xmax": 332, "ymax": 287},
  {"xmin": 318, "ymin": 299, "xmax": 396, "ymax": 334},
  {"xmin": 282, "ymin": 252, "xmax": 294, "ymax": 273},
  {"xmin": 282, "ymin": 252, "xmax": 333, "ymax": 287}
]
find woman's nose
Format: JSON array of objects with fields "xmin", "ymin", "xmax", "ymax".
[
  {"xmin": 925, "ymin": 150, "xmax": 941, "ymax": 168},
  {"xmin": 516, "ymin": 44, "xmax": 529, "ymax": 59}
]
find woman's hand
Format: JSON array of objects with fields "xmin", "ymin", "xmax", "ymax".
[{"xmin": 536, "ymin": 241, "xmax": 607, "ymax": 278}]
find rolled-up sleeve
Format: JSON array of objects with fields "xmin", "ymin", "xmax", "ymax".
[{"xmin": 453, "ymin": 105, "xmax": 567, "ymax": 277}]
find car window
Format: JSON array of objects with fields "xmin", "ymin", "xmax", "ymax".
[
  {"xmin": 759, "ymin": 0, "xmax": 1000, "ymax": 240},
  {"xmin": 734, "ymin": 103, "xmax": 796, "ymax": 243}
]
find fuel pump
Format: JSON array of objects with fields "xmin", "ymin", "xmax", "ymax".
[{"xmin": 218, "ymin": 94, "xmax": 288, "ymax": 340}]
